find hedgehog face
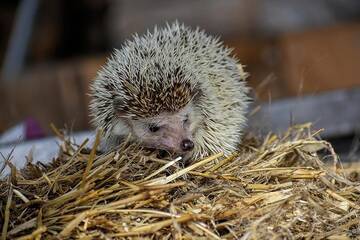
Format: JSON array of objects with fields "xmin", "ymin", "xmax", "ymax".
[
  {"xmin": 127, "ymin": 104, "xmax": 200, "ymax": 155},
  {"xmin": 90, "ymin": 22, "xmax": 250, "ymax": 160}
]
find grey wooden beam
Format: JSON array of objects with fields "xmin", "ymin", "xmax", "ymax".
[
  {"xmin": 249, "ymin": 87, "xmax": 360, "ymax": 139},
  {"xmin": 1, "ymin": 0, "xmax": 39, "ymax": 81}
]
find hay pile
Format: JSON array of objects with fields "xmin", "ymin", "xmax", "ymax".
[{"xmin": 1, "ymin": 124, "xmax": 359, "ymax": 239}]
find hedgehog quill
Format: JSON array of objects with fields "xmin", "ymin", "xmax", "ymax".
[{"xmin": 89, "ymin": 22, "xmax": 250, "ymax": 160}]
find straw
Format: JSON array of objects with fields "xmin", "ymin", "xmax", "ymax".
[{"xmin": 0, "ymin": 124, "xmax": 359, "ymax": 239}]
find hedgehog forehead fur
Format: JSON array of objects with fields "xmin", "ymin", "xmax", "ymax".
[
  {"xmin": 89, "ymin": 22, "xmax": 250, "ymax": 159},
  {"xmin": 92, "ymin": 24, "xmax": 208, "ymax": 117}
]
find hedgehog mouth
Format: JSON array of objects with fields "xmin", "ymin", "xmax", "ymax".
[
  {"xmin": 156, "ymin": 150, "xmax": 192, "ymax": 164},
  {"xmin": 144, "ymin": 145, "xmax": 189, "ymax": 159},
  {"xmin": 145, "ymin": 147, "xmax": 175, "ymax": 159}
]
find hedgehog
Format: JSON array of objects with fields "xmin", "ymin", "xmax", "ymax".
[{"xmin": 89, "ymin": 22, "xmax": 250, "ymax": 160}]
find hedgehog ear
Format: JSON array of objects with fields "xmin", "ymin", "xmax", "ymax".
[
  {"xmin": 192, "ymin": 85, "xmax": 203, "ymax": 104},
  {"xmin": 113, "ymin": 98, "xmax": 128, "ymax": 118}
]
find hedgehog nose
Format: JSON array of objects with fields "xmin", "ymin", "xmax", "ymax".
[{"xmin": 181, "ymin": 139, "xmax": 194, "ymax": 152}]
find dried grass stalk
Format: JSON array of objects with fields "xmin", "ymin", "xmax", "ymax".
[{"xmin": 1, "ymin": 124, "xmax": 359, "ymax": 239}]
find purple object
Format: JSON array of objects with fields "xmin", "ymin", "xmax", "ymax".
[{"xmin": 25, "ymin": 117, "xmax": 45, "ymax": 140}]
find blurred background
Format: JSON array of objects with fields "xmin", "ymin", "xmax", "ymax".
[{"xmin": 1, "ymin": 0, "xmax": 360, "ymax": 166}]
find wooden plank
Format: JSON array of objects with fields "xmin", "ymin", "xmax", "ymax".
[
  {"xmin": 279, "ymin": 23, "xmax": 360, "ymax": 95},
  {"xmin": 249, "ymin": 87, "xmax": 360, "ymax": 138},
  {"xmin": 0, "ymin": 57, "xmax": 105, "ymax": 133}
]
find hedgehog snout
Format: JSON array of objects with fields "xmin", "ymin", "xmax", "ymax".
[
  {"xmin": 181, "ymin": 139, "xmax": 194, "ymax": 152},
  {"xmin": 159, "ymin": 135, "xmax": 193, "ymax": 154}
]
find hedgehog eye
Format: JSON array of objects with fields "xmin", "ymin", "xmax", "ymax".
[
  {"xmin": 149, "ymin": 124, "xmax": 161, "ymax": 132},
  {"xmin": 183, "ymin": 115, "xmax": 189, "ymax": 124}
]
